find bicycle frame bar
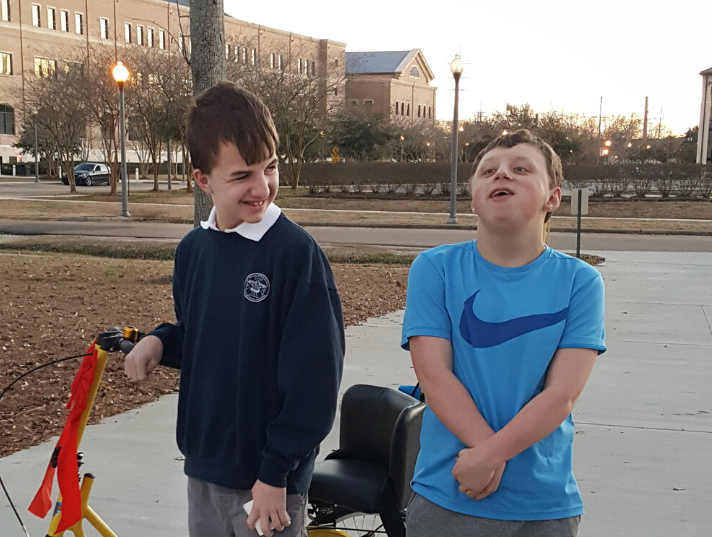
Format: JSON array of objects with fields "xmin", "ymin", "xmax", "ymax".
[{"xmin": 46, "ymin": 344, "xmax": 117, "ymax": 537}]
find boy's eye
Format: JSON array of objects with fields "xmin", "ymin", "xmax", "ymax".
[
  {"xmin": 514, "ymin": 166, "xmax": 526, "ymax": 172},
  {"xmin": 266, "ymin": 165, "xmax": 277, "ymax": 172}
]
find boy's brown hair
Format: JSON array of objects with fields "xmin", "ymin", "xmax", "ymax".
[
  {"xmin": 187, "ymin": 81, "xmax": 279, "ymax": 174},
  {"xmin": 471, "ymin": 129, "xmax": 563, "ymax": 223}
]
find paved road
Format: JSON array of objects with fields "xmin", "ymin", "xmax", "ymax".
[
  {"xmin": 0, "ymin": 179, "xmax": 177, "ymax": 198},
  {"xmin": 1, "ymin": 218, "xmax": 712, "ymax": 252}
]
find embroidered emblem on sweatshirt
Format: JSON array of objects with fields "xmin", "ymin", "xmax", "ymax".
[
  {"xmin": 459, "ymin": 290, "xmax": 568, "ymax": 348},
  {"xmin": 244, "ymin": 273, "xmax": 270, "ymax": 302}
]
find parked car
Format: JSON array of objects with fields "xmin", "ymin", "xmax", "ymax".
[{"xmin": 62, "ymin": 162, "xmax": 111, "ymax": 186}]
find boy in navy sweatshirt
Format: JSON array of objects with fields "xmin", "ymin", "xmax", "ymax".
[{"xmin": 125, "ymin": 82, "xmax": 345, "ymax": 537}]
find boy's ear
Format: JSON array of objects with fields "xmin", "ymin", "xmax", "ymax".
[
  {"xmin": 545, "ymin": 187, "xmax": 562, "ymax": 214},
  {"xmin": 194, "ymin": 169, "xmax": 213, "ymax": 195}
]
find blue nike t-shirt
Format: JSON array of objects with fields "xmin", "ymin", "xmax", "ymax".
[{"xmin": 401, "ymin": 241, "xmax": 606, "ymax": 521}]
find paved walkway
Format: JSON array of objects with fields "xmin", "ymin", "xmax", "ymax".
[{"xmin": 1, "ymin": 250, "xmax": 711, "ymax": 536}]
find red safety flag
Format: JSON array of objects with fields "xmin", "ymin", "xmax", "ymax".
[{"xmin": 29, "ymin": 341, "xmax": 98, "ymax": 532}]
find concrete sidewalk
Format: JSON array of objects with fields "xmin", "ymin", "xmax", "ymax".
[{"xmin": 1, "ymin": 250, "xmax": 711, "ymax": 536}]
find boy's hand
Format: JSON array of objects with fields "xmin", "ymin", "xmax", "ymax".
[
  {"xmin": 124, "ymin": 335, "xmax": 163, "ymax": 381},
  {"xmin": 473, "ymin": 461, "xmax": 506, "ymax": 500},
  {"xmin": 452, "ymin": 447, "xmax": 502, "ymax": 499},
  {"xmin": 247, "ymin": 480, "xmax": 290, "ymax": 537}
]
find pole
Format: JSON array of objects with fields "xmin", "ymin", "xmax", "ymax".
[
  {"xmin": 576, "ymin": 189, "xmax": 582, "ymax": 259},
  {"xmin": 33, "ymin": 121, "xmax": 39, "ymax": 183},
  {"xmin": 119, "ymin": 82, "xmax": 130, "ymax": 217},
  {"xmin": 597, "ymin": 96, "xmax": 602, "ymax": 165},
  {"xmin": 167, "ymin": 138, "xmax": 172, "ymax": 190},
  {"xmin": 448, "ymin": 73, "xmax": 461, "ymax": 225}
]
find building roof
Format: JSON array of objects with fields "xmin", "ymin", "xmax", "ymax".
[
  {"xmin": 346, "ymin": 49, "xmax": 434, "ymax": 80},
  {"xmin": 701, "ymin": 66, "xmax": 712, "ymax": 76}
]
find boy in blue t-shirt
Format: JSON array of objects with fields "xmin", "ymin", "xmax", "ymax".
[
  {"xmin": 402, "ymin": 130, "xmax": 605, "ymax": 537},
  {"xmin": 124, "ymin": 82, "xmax": 345, "ymax": 537}
]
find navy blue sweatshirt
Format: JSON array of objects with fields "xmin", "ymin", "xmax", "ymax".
[{"xmin": 149, "ymin": 214, "xmax": 345, "ymax": 493}]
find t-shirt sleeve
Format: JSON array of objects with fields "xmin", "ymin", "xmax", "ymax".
[
  {"xmin": 401, "ymin": 252, "xmax": 452, "ymax": 350},
  {"xmin": 558, "ymin": 270, "xmax": 606, "ymax": 354},
  {"xmin": 148, "ymin": 252, "xmax": 185, "ymax": 369}
]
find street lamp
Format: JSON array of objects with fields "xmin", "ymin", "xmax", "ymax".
[
  {"xmin": 112, "ymin": 61, "xmax": 130, "ymax": 218},
  {"xmin": 448, "ymin": 53, "xmax": 464, "ymax": 225},
  {"xmin": 399, "ymin": 135, "xmax": 405, "ymax": 162}
]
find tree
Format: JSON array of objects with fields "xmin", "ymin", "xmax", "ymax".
[
  {"xmin": 189, "ymin": 0, "xmax": 225, "ymax": 223},
  {"xmin": 328, "ymin": 112, "xmax": 394, "ymax": 161},
  {"xmin": 24, "ymin": 62, "xmax": 88, "ymax": 192},
  {"xmin": 227, "ymin": 47, "xmax": 344, "ymax": 189}
]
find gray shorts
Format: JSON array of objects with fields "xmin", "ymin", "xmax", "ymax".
[
  {"xmin": 187, "ymin": 477, "xmax": 308, "ymax": 537},
  {"xmin": 406, "ymin": 493, "xmax": 581, "ymax": 537}
]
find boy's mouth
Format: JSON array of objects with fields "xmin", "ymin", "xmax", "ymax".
[
  {"xmin": 490, "ymin": 189, "xmax": 513, "ymax": 198},
  {"xmin": 244, "ymin": 200, "xmax": 266, "ymax": 207}
]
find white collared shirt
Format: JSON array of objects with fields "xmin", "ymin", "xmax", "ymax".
[{"xmin": 200, "ymin": 203, "xmax": 282, "ymax": 242}]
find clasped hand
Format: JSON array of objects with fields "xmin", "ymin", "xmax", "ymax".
[{"xmin": 452, "ymin": 447, "xmax": 506, "ymax": 500}]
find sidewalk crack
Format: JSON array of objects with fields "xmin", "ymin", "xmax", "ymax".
[{"xmin": 703, "ymin": 306, "xmax": 712, "ymax": 340}]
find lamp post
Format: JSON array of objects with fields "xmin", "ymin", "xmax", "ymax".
[
  {"xmin": 448, "ymin": 53, "xmax": 464, "ymax": 224},
  {"xmin": 113, "ymin": 61, "xmax": 130, "ymax": 218},
  {"xmin": 399, "ymin": 135, "xmax": 405, "ymax": 162}
]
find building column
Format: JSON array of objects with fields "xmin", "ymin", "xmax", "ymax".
[{"xmin": 698, "ymin": 75, "xmax": 711, "ymax": 165}]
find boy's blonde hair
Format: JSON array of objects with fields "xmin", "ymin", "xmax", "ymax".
[{"xmin": 472, "ymin": 130, "xmax": 562, "ymax": 223}]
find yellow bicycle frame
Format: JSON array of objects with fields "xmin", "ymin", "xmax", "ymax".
[{"xmin": 46, "ymin": 343, "xmax": 116, "ymax": 537}]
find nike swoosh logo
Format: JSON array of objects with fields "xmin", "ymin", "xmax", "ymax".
[{"xmin": 459, "ymin": 290, "xmax": 568, "ymax": 348}]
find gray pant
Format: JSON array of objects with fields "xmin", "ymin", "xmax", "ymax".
[
  {"xmin": 406, "ymin": 493, "xmax": 580, "ymax": 537},
  {"xmin": 188, "ymin": 477, "xmax": 308, "ymax": 537}
]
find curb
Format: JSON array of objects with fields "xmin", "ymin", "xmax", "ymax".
[{"xmin": 3, "ymin": 216, "xmax": 712, "ymax": 237}]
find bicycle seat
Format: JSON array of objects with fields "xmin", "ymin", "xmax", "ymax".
[{"xmin": 309, "ymin": 384, "xmax": 424, "ymax": 537}]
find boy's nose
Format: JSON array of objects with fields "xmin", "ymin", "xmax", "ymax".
[
  {"xmin": 494, "ymin": 167, "xmax": 512, "ymax": 181},
  {"xmin": 251, "ymin": 173, "xmax": 270, "ymax": 198}
]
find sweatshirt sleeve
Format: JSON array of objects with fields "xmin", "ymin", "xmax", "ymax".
[
  {"xmin": 148, "ymin": 260, "xmax": 185, "ymax": 369},
  {"xmin": 258, "ymin": 249, "xmax": 345, "ymax": 488}
]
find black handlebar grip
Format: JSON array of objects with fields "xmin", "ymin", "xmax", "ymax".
[{"xmin": 119, "ymin": 339, "xmax": 135, "ymax": 354}]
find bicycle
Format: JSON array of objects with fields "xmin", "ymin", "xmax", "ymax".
[{"xmin": 2, "ymin": 327, "xmax": 424, "ymax": 537}]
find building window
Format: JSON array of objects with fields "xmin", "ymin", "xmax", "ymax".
[
  {"xmin": 350, "ymin": 100, "xmax": 358, "ymax": 105},
  {"xmin": 251, "ymin": 48, "xmax": 256, "ymax": 65},
  {"xmin": 147, "ymin": 28, "xmax": 154, "ymax": 47},
  {"xmin": 178, "ymin": 33, "xmax": 184, "ymax": 54},
  {"xmin": 297, "ymin": 58, "xmax": 302, "ymax": 73},
  {"xmin": 34, "ymin": 57, "xmax": 57, "ymax": 78},
  {"xmin": 75, "ymin": 12, "xmax": 83, "ymax": 35},
  {"xmin": 410, "ymin": 66, "xmax": 420, "ymax": 78},
  {"xmin": 400, "ymin": 102, "xmax": 404, "ymax": 115},
  {"xmin": 303, "ymin": 58, "xmax": 308, "ymax": 75},
  {"xmin": 428, "ymin": 106, "xmax": 432, "ymax": 118},
  {"xmin": 0, "ymin": 52, "xmax": 12, "ymax": 75},
  {"xmin": 137, "ymin": 25, "xmax": 144, "ymax": 46},
  {"xmin": 60, "ymin": 10, "xmax": 69, "ymax": 31},
  {"xmin": 394, "ymin": 102, "xmax": 399, "ymax": 115},
  {"xmin": 364, "ymin": 100, "xmax": 373, "ymax": 112},
  {"xmin": 334, "ymin": 58, "xmax": 338, "ymax": 68},
  {"xmin": 100, "ymin": 18, "xmax": 109, "ymax": 39},
  {"xmin": 311, "ymin": 60, "xmax": 315, "ymax": 76},
  {"xmin": 47, "ymin": 7, "xmax": 56, "ymax": 30},
  {"xmin": 225, "ymin": 44, "xmax": 229, "ymax": 59},
  {"xmin": 158, "ymin": 30, "xmax": 165, "ymax": 49},
  {"xmin": 0, "ymin": 104, "xmax": 14, "ymax": 135},
  {"xmin": 32, "ymin": 4, "xmax": 41, "ymax": 27},
  {"xmin": 1, "ymin": 0, "xmax": 10, "ymax": 22},
  {"xmin": 270, "ymin": 53, "xmax": 275, "ymax": 69},
  {"xmin": 124, "ymin": 23, "xmax": 132, "ymax": 43},
  {"xmin": 406, "ymin": 103, "xmax": 410, "ymax": 116},
  {"xmin": 278, "ymin": 54, "xmax": 283, "ymax": 71}
]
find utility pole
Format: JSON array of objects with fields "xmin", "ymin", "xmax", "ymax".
[
  {"xmin": 643, "ymin": 96, "xmax": 649, "ymax": 142},
  {"xmin": 597, "ymin": 96, "xmax": 603, "ymax": 164},
  {"xmin": 657, "ymin": 106, "xmax": 663, "ymax": 139}
]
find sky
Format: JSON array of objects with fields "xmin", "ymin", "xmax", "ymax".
[{"xmin": 224, "ymin": 0, "xmax": 710, "ymax": 137}]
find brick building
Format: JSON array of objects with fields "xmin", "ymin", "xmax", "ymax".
[
  {"xmin": 344, "ymin": 49, "xmax": 436, "ymax": 126},
  {"xmin": 0, "ymin": 0, "xmax": 345, "ymax": 164}
]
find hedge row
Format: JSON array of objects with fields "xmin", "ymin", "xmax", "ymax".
[{"xmin": 299, "ymin": 162, "xmax": 712, "ymax": 198}]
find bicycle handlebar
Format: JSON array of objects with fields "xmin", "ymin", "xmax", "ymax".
[{"xmin": 96, "ymin": 326, "xmax": 143, "ymax": 354}]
